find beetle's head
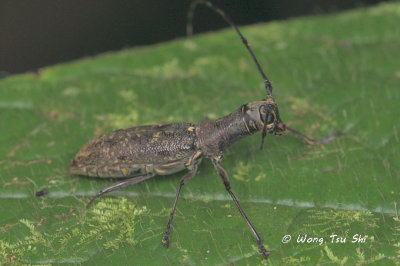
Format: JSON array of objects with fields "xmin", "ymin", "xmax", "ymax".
[{"xmin": 242, "ymin": 96, "xmax": 286, "ymax": 149}]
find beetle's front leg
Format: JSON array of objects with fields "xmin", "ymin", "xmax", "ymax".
[
  {"xmin": 162, "ymin": 164, "xmax": 198, "ymax": 248},
  {"xmin": 211, "ymin": 157, "xmax": 269, "ymax": 259}
]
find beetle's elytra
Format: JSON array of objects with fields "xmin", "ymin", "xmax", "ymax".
[
  {"xmin": 70, "ymin": 123, "xmax": 200, "ymax": 178},
  {"xmin": 70, "ymin": 0, "xmax": 339, "ymax": 259}
]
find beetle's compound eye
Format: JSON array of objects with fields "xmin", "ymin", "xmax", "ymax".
[
  {"xmin": 266, "ymin": 113, "xmax": 275, "ymax": 124},
  {"xmin": 259, "ymin": 106, "xmax": 276, "ymax": 125}
]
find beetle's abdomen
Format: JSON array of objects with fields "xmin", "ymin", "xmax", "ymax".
[{"xmin": 70, "ymin": 123, "xmax": 198, "ymax": 178}]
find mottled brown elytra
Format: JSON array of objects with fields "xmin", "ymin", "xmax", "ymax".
[{"xmin": 70, "ymin": 0, "xmax": 340, "ymax": 259}]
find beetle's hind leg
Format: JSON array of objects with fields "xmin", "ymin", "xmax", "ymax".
[
  {"xmin": 86, "ymin": 173, "xmax": 155, "ymax": 208},
  {"xmin": 162, "ymin": 164, "xmax": 198, "ymax": 248}
]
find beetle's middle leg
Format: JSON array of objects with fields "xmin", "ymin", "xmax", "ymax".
[
  {"xmin": 162, "ymin": 164, "xmax": 198, "ymax": 248},
  {"xmin": 211, "ymin": 157, "xmax": 269, "ymax": 259},
  {"xmin": 86, "ymin": 173, "xmax": 155, "ymax": 208}
]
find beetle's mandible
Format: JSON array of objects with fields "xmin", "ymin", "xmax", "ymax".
[{"xmin": 70, "ymin": 0, "xmax": 340, "ymax": 260}]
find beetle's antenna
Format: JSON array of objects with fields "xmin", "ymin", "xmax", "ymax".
[
  {"xmin": 188, "ymin": 0, "xmax": 273, "ymax": 150},
  {"xmin": 187, "ymin": 0, "xmax": 273, "ymax": 97}
]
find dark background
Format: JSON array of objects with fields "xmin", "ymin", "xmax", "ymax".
[{"xmin": 0, "ymin": 0, "xmax": 389, "ymax": 76}]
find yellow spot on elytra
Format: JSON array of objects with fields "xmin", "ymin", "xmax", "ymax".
[
  {"xmin": 121, "ymin": 168, "xmax": 128, "ymax": 176},
  {"xmin": 185, "ymin": 151, "xmax": 202, "ymax": 167},
  {"xmin": 98, "ymin": 170, "xmax": 105, "ymax": 178},
  {"xmin": 155, "ymin": 168, "xmax": 166, "ymax": 175},
  {"xmin": 150, "ymin": 131, "xmax": 162, "ymax": 143},
  {"xmin": 161, "ymin": 161, "xmax": 179, "ymax": 168},
  {"xmin": 185, "ymin": 158, "xmax": 192, "ymax": 167},
  {"xmin": 187, "ymin": 126, "xmax": 195, "ymax": 132},
  {"xmin": 193, "ymin": 151, "xmax": 202, "ymax": 159},
  {"xmin": 76, "ymin": 150, "xmax": 91, "ymax": 158}
]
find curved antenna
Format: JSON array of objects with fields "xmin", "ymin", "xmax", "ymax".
[
  {"xmin": 187, "ymin": 0, "xmax": 273, "ymax": 97},
  {"xmin": 188, "ymin": 0, "xmax": 273, "ymax": 150}
]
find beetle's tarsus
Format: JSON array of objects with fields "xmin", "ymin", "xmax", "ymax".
[
  {"xmin": 162, "ymin": 234, "xmax": 170, "ymax": 248},
  {"xmin": 259, "ymin": 244, "xmax": 270, "ymax": 259},
  {"xmin": 86, "ymin": 197, "xmax": 98, "ymax": 209}
]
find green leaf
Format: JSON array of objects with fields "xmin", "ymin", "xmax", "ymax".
[{"xmin": 1, "ymin": 3, "xmax": 399, "ymax": 264}]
